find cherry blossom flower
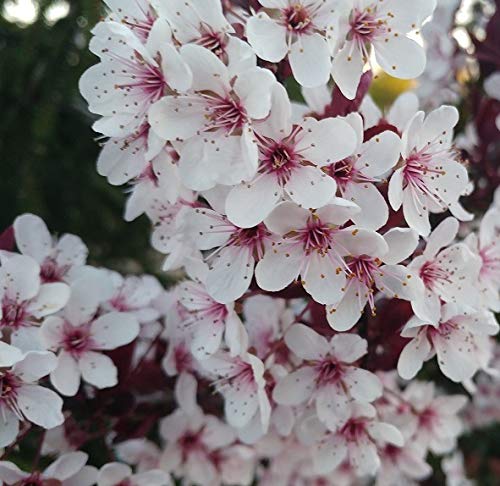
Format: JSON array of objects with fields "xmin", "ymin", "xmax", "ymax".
[
  {"xmin": 116, "ymin": 439, "xmax": 161, "ymax": 473},
  {"xmin": 79, "ymin": 19, "xmax": 192, "ymax": 139},
  {"xmin": 40, "ymin": 276, "xmax": 140, "ymax": 396},
  {"xmin": 273, "ymin": 324, "xmax": 382, "ymax": 430},
  {"xmin": 225, "ymin": 84, "xmax": 357, "ymax": 228},
  {"xmin": 0, "ymin": 451, "xmax": 97, "ymax": 486},
  {"xmin": 323, "ymin": 113, "xmax": 402, "ymax": 230},
  {"xmin": 0, "ymin": 351, "xmax": 64, "ymax": 447},
  {"xmin": 388, "ymin": 106, "xmax": 472, "ymax": 236},
  {"xmin": 255, "ymin": 200, "xmax": 388, "ymax": 306},
  {"xmin": 201, "ymin": 351, "xmax": 271, "ymax": 431},
  {"xmin": 397, "ymin": 304, "xmax": 499, "ymax": 382},
  {"xmin": 152, "ymin": 0, "xmax": 255, "ymax": 76},
  {"xmin": 103, "ymin": 271, "xmax": 163, "ymax": 323},
  {"xmin": 326, "ymin": 227, "xmax": 422, "ymax": 331},
  {"xmin": 184, "ymin": 205, "xmax": 273, "ymax": 303},
  {"xmin": 97, "ymin": 462, "xmax": 171, "ymax": 486},
  {"xmin": 465, "ymin": 192, "xmax": 500, "ymax": 311},
  {"xmin": 331, "ymin": 0, "xmax": 436, "ymax": 99},
  {"xmin": 313, "ymin": 403, "xmax": 404, "ymax": 476},
  {"xmin": 408, "ymin": 217, "xmax": 481, "ymax": 324},
  {"xmin": 149, "ymin": 44, "xmax": 277, "ymax": 190},
  {"xmin": 0, "ymin": 254, "xmax": 70, "ymax": 340},
  {"xmin": 13, "ymin": 213, "xmax": 88, "ymax": 283},
  {"xmin": 246, "ymin": 0, "xmax": 340, "ymax": 87}
]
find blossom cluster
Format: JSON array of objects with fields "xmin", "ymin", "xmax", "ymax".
[{"xmin": 1, "ymin": 0, "xmax": 499, "ymax": 484}]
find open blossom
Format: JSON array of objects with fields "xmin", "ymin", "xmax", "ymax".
[
  {"xmin": 201, "ymin": 351, "xmax": 271, "ymax": 431},
  {"xmin": 246, "ymin": 0, "xmax": 339, "ymax": 87},
  {"xmin": 80, "ymin": 19, "xmax": 192, "ymax": 139},
  {"xmin": 398, "ymin": 304, "xmax": 499, "ymax": 382},
  {"xmin": 314, "ymin": 403, "xmax": 404, "ymax": 476},
  {"xmin": 388, "ymin": 106, "xmax": 472, "ymax": 236},
  {"xmin": 0, "ymin": 254, "xmax": 70, "ymax": 339},
  {"xmin": 408, "ymin": 217, "xmax": 481, "ymax": 324},
  {"xmin": 0, "ymin": 452, "xmax": 97, "ymax": 486},
  {"xmin": 255, "ymin": 200, "xmax": 387, "ymax": 306},
  {"xmin": 149, "ymin": 44, "xmax": 277, "ymax": 190},
  {"xmin": 324, "ymin": 113, "xmax": 402, "ymax": 230},
  {"xmin": 331, "ymin": 0, "xmax": 436, "ymax": 99},
  {"xmin": 185, "ymin": 205, "xmax": 272, "ymax": 303},
  {"xmin": 273, "ymin": 324, "xmax": 382, "ymax": 430},
  {"xmin": 225, "ymin": 85, "xmax": 357, "ymax": 228},
  {"xmin": 40, "ymin": 275, "xmax": 140, "ymax": 396},
  {"xmin": 0, "ymin": 351, "xmax": 64, "ymax": 447},
  {"xmin": 13, "ymin": 213, "xmax": 88, "ymax": 283},
  {"xmin": 326, "ymin": 227, "xmax": 422, "ymax": 331}
]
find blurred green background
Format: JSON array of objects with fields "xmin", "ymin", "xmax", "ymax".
[{"xmin": 0, "ymin": 0, "xmax": 156, "ymax": 272}]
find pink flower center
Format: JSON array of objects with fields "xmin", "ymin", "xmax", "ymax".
[
  {"xmin": 479, "ymin": 243, "xmax": 500, "ymax": 280},
  {"xmin": 174, "ymin": 343, "xmax": 193, "ymax": 373},
  {"xmin": 40, "ymin": 257, "xmax": 69, "ymax": 283},
  {"xmin": 419, "ymin": 260, "xmax": 451, "ymax": 290},
  {"xmin": 418, "ymin": 407, "xmax": 437, "ymax": 429},
  {"xmin": 349, "ymin": 7, "xmax": 386, "ymax": 47},
  {"xmin": 119, "ymin": 9, "xmax": 155, "ymax": 42},
  {"xmin": 0, "ymin": 298, "xmax": 31, "ymax": 330},
  {"xmin": 198, "ymin": 28, "xmax": 228, "ymax": 60},
  {"xmin": 62, "ymin": 322, "xmax": 94, "ymax": 358},
  {"xmin": 260, "ymin": 140, "xmax": 301, "ymax": 185},
  {"xmin": 340, "ymin": 418, "xmax": 368, "ymax": 442},
  {"xmin": 17, "ymin": 475, "xmax": 47, "ymax": 486},
  {"xmin": 294, "ymin": 216, "xmax": 337, "ymax": 255},
  {"xmin": 314, "ymin": 359, "xmax": 342, "ymax": 386},
  {"xmin": 213, "ymin": 358, "xmax": 257, "ymax": 396},
  {"xmin": 282, "ymin": 4, "xmax": 312, "ymax": 34},
  {"xmin": 203, "ymin": 94, "xmax": 248, "ymax": 134},
  {"xmin": 227, "ymin": 224, "xmax": 270, "ymax": 260},
  {"xmin": 0, "ymin": 371, "xmax": 21, "ymax": 412}
]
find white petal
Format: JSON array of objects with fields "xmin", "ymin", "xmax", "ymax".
[
  {"xmin": 388, "ymin": 92, "xmax": 420, "ymax": 129},
  {"xmin": 0, "ymin": 342, "xmax": 23, "ymax": 367},
  {"xmin": 97, "ymin": 463, "xmax": 131, "ymax": 486},
  {"xmin": 255, "ymin": 83, "xmax": 292, "ymax": 140},
  {"xmin": 17, "ymin": 384, "xmax": 64, "ymax": 428},
  {"xmin": 343, "ymin": 367, "xmax": 382, "ymax": 402},
  {"xmin": 384, "ymin": 0, "xmax": 437, "ymax": 32},
  {"xmin": 375, "ymin": 264, "xmax": 422, "ymax": 301},
  {"xmin": 246, "ymin": 14, "xmax": 287, "ymax": 62},
  {"xmin": 272, "ymin": 367, "xmax": 316, "ymax": 406},
  {"xmin": 330, "ymin": 333, "xmax": 368, "ymax": 363},
  {"xmin": 13, "ymin": 351, "xmax": 57, "ymax": 382},
  {"xmin": 51, "ymin": 351, "xmax": 81, "ymax": 397},
  {"xmin": 423, "ymin": 217, "xmax": 458, "ymax": 258},
  {"xmin": 432, "ymin": 332, "xmax": 478, "ymax": 382},
  {"xmin": 263, "ymin": 202, "xmax": 310, "ymax": 235},
  {"xmin": 255, "ymin": 243, "xmax": 302, "ymax": 292},
  {"xmin": 326, "ymin": 281, "xmax": 367, "ymax": 332},
  {"xmin": 206, "ymin": 247, "xmax": 254, "ymax": 304},
  {"xmin": 160, "ymin": 43, "xmax": 192, "ymax": 92},
  {"xmin": 13, "ymin": 214, "xmax": 52, "ymax": 263},
  {"xmin": 388, "ymin": 167, "xmax": 404, "ymax": 211},
  {"xmin": 0, "ymin": 461, "xmax": 28, "ymax": 483},
  {"xmin": 344, "ymin": 182, "xmax": 388, "ymax": 231},
  {"xmin": 303, "ymin": 251, "xmax": 346, "ymax": 304},
  {"xmin": 314, "ymin": 435, "xmax": 347, "ymax": 474},
  {"xmin": 285, "ymin": 166, "xmax": 337, "ymax": 209},
  {"xmin": 382, "ymin": 227, "xmax": 419, "ymax": 264},
  {"xmin": 316, "ymin": 384, "xmax": 351, "ymax": 430},
  {"xmin": 225, "ymin": 175, "xmax": 282, "ymax": 228},
  {"xmin": 417, "ymin": 105, "xmax": 459, "ymax": 151},
  {"xmin": 397, "ymin": 333, "xmax": 431, "ymax": 380},
  {"xmin": 44, "ymin": 451, "xmax": 88, "ymax": 481},
  {"xmin": 367, "ymin": 421, "xmax": 404, "ymax": 446},
  {"xmin": 331, "ymin": 41, "xmax": 364, "ymax": 100},
  {"xmin": 357, "ymin": 130, "xmax": 402, "ymax": 177},
  {"xmin": 28, "ymin": 283, "xmax": 70, "ymax": 318},
  {"xmin": 233, "ymin": 67, "xmax": 276, "ymax": 120},
  {"xmin": 403, "ymin": 187, "xmax": 431, "ymax": 236},
  {"xmin": 191, "ymin": 318, "xmax": 224, "ymax": 360},
  {"xmin": 90, "ymin": 312, "xmax": 140, "ymax": 350},
  {"xmin": 0, "ymin": 255, "xmax": 40, "ymax": 302},
  {"xmin": 334, "ymin": 227, "xmax": 388, "ymax": 257},
  {"xmin": 79, "ymin": 351, "xmax": 118, "ymax": 389},
  {"xmin": 297, "ymin": 117, "xmax": 357, "ymax": 166},
  {"xmin": 289, "ymin": 34, "xmax": 331, "ymax": 88},
  {"xmin": 374, "ymin": 35, "xmax": 426, "ymax": 79},
  {"xmin": 0, "ymin": 411, "xmax": 19, "ymax": 448},
  {"xmin": 284, "ymin": 323, "xmax": 329, "ymax": 360},
  {"xmin": 63, "ymin": 465, "xmax": 98, "ymax": 486}
]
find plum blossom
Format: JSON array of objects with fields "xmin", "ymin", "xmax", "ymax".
[
  {"xmin": 149, "ymin": 44, "xmax": 277, "ymax": 190},
  {"xmin": 0, "ymin": 451, "xmax": 97, "ymax": 486},
  {"xmin": 408, "ymin": 217, "xmax": 481, "ymax": 324},
  {"xmin": 79, "ymin": 19, "xmax": 192, "ymax": 139},
  {"xmin": 97, "ymin": 462, "xmax": 171, "ymax": 486},
  {"xmin": 323, "ymin": 113, "xmax": 402, "ymax": 230},
  {"xmin": 331, "ymin": 0, "xmax": 436, "ymax": 99},
  {"xmin": 273, "ymin": 324, "xmax": 382, "ymax": 430},
  {"xmin": 314, "ymin": 403, "xmax": 404, "ymax": 476},
  {"xmin": 326, "ymin": 227, "xmax": 422, "ymax": 331},
  {"xmin": 397, "ymin": 304, "xmax": 499, "ymax": 382},
  {"xmin": 40, "ymin": 276, "xmax": 140, "ymax": 396},
  {"xmin": 255, "ymin": 200, "xmax": 389, "ymax": 306},
  {"xmin": 225, "ymin": 85, "xmax": 358, "ymax": 228},
  {"xmin": 0, "ymin": 351, "xmax": 64, "ymax": 447},
  {"xmin": 246, "ymin": 0, "xmax": 340, "ymax": 87},
  {"xmin": 201, "ymin": 351, "xmax": 271, "ymax": 431},
  {"xmin": 388, "ymin": 106, "xmax": 472, "ymax": 236},
  {"xmin": 12, "ymin": 213, "xmax": 88, "ymax": 283},
  {"xmin": 185, "ymin": 205, "xmax": 272, "ymax": 303},
  {"xmin": 0, "ymin": 254, "xmax": 70, "ymax": 340}
]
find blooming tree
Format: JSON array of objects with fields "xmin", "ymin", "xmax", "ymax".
[{"xmin": 1, "ymin": 0, "xmax": 499, "ymax": 484}]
